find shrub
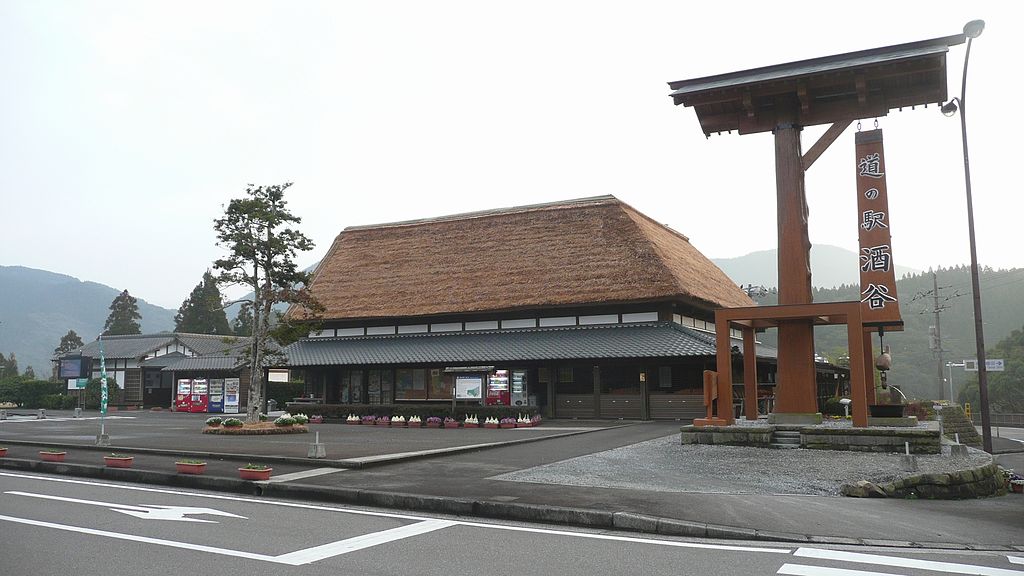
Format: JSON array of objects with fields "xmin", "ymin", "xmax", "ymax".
[
  {"xmin": 222, "ymin": 418, "xmax": 244, "ymax": 427},
  {"xmin": 904, "ymin": 401, "xmax": 935, "ymax": 421},
  {"xmin": 0, "ymin": 379, "xmax": 67, "ymax": 408},
  {"xmin": 205, "ymin": 417, "xmax": 223, "ymax": 426},
  {"xmin": 284, "ymin": 402, "xmax": 539, "ymax": 421},
  {"xmin": 274, "ymin": 415, "xmax": 297, "ymax": 426},
  {"xmin": 821, "ymin": 397, "xmax": 846, "ymax": 417},
  {"xmin": 292, "ymin": 413, "xmax": 309, "ymax": 425},
  {"xmin": 40, "ymin": 394, "xmax": 77, "ymax": 410},
  {"xmin": 266, "ymin": 381, "xmax": 305, "ymax": 411}
]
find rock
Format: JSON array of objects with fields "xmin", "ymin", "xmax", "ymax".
[{"xmin": 842, "ymin": 480, "xmax": 888, "ymax": 498}]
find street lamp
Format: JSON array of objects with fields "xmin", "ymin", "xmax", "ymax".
[
  {"xmin": 946, "ymin": 361, "xmax": 965, "ymax": 404},
  {"xmin": 941, "ymin": 19, "xmax": 992, "ymax": 453}
]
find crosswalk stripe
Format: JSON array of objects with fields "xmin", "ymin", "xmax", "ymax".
[{"xmin": 779, "ymin": 563, "xmax": 906, "ymax": 576}]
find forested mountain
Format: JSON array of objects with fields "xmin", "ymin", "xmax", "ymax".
[
  {"xmin": 751, "ymin": 266, "xmax": 1024, "ymax": 401},
  {"xmin": 712, "ymin": 244, "xmax": 919, "ymax": 289},
  {"xmin": 0, "ymin": 266, "xmax": 175, "ymax": 378}
]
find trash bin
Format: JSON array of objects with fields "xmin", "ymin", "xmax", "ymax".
[{"xmin": 267, "ymin": 399, "xmax": 278, "ymax": 412}]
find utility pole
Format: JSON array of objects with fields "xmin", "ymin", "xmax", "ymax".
[{"xmin": 932, "ymin": 272, "xmax": 946, "ymax": 400}]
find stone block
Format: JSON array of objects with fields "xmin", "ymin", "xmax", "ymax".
[{"xmin": 769, "ymin": 412, "xmax": 822, "ymax": 425}]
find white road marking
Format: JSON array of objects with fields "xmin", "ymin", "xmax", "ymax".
[
  {"xmin": 1010, "ymin": 557, "xmax": 1024, "ymax": 565},
  {"xmin": 0, "ymin": 415, "xmax": 136, "ymax": 423},
  {"xmin": 778, "ymin": 563, "xmax": 906, "ymax": 576},
  {"xmin": 795, "ymin": 547, "xmax": 1024, "ymax": 576},
  {"xmin": 0, "ymin": 513, "xmax": 453, "ymax": 565},
  {"xmin": 265, "ymin": 467, "xmax": 344, "ymax": 483},
  {"xmin": 274, "ymin": 520, "xmax": 456, "ymax": 565},
  {"xmin": 6, "ymin": 491, "xmax": 246, "ymax": 523},
  {"xmin": 0, "ymin": 471, "xmax": 792, "ymax": 555}
]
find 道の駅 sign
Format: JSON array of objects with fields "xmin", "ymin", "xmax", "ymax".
[{"xmin": 855, "ymin": 129, "xmax": 903, "ymax": 327}]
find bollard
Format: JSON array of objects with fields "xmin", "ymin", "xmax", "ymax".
[
  {"xmin": 307, "ymin": 431, "xmax": 327, "ymax": 459},
  {"xmin": 74, "ymin": 407, "xmax": 82, "ymax": 418},
  {"xmin": 0, "ymin": 410, "xmax": 6, "ymax": 420},
  {"xmin": 900, "ymin": 441, "xmax": 918, "ymax": 471},
  {"xmin": 37, "ymin": 409, "xmax": 46, "ymax": 420},
  {"xmin": 95, "ymin": 433, "xmax": 110, "ymax": 447}
]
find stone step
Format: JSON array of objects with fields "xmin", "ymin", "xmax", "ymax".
[
  {"xmin": 773, "ymin": 437, "xmax": 800, "ymax": 445},
  {"xmin": 770, "ymin": 443, "xmax": 800, "ymax": 449}
]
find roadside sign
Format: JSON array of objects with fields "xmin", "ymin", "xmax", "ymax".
[
  {"xmin": 963, "ymin": 359, "xmax": 1005, "ymax": 372},
  {"xmin": 77, "ymin": 378, "xmax": 88, "ymax": 389}
]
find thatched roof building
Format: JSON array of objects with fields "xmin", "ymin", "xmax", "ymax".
[{"xmin": 303, "ymin": 195, "xmax": 751, "ymax": 322}]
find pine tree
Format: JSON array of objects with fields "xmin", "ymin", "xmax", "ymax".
[
  {"xmin": 175, "ymin": 271, "xmax": 231, "ymax": 335},
  {"xmin": 103, "ymin": 289, "xmax": 143, "ymax": 335},
  {"xmin": 24, "ymin": 365, "xmax": 35, "ymax": 379},
  {"xmin": 54, "ymin": 330, "xmax": 85, "ymax": 356},
  {"xmin": 214, "ymin": 183, "xmax": 322, "ymax": 422},
  {"xmin": 232, "ymin": 302, "xmax": 254, "ymax": 336}
]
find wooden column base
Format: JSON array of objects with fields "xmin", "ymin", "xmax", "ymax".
[{"xmin": 693, "ymin": 417, "xmax": 732, "ymax": 427}]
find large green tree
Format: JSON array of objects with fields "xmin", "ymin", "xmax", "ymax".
[
  {"xmin": 54, "ymin": 330, "xmax": 84, "ymax": 356},
  {"xmin": 213, "ymin": 183, "xmax": 321, "ymax": 422},
  {"xmin": 175, "ymin": 271, "xmax": 231, "ymax": 335},
  {"xmin": 232, "ymin": 302, "xmax": 254, "ymax": 337},
  {"xmin": 103, "ymin": 289, "xmax": 142, "ymax": 335},
  {"xmin": 960, "ymin": 325, "xmax": 1024, "ymax": 413}
]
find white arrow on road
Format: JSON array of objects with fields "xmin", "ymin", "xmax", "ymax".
[{"xmin": 5, "ymin": 491, "xmax": 247, "ymax": 523}]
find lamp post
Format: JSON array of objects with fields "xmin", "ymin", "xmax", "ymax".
[
  {"xmin": 946, "ymin": 361, "xmax": 965, "ymax": 404},
  {"xmin": 941, "ymin": 19, "xmax": 991, "ymax": 453}
]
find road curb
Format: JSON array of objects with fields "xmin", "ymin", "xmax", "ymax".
[{"xmin": 0, "ymin": 457, "xmax": 1008, "ymax": 551}]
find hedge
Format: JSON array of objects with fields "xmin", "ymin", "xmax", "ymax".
[
  {"xmin": 267, "ymin": 381, "xmax": 304, "ymax": 410},
  {"xmin": 284, "ymin": 403, "xmax": 539, "ymax": 421},
  {"xmin": 0, "ymin": 379, "xmax": 68, "ymax": 408}
]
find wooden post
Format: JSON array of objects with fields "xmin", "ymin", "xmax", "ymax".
[
  {"xmin": 863, "ymin": 331, "xmax": 876, "ymax": 405},
  {"xmin": 773, "ymin": 119, "xmax": 818, "ymax": 416},
  {"xmin": 847, "ymin": 311, "xmax": 868, "ymax": 427},
  {"xmin": 743, "ymin": 327, "xmax": 758, "ymax": 421},
  {"xmin": 715, "ymin": 317, "xmax": 735, "ymax": 425}
]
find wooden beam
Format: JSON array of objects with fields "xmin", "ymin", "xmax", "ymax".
[{"xmin": 802, "ymin": 120, "xmax": 852, "ymax": 171}]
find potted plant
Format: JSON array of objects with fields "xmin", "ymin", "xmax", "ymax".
[
  {"xmin": 274, "ymin": 415, "xmax": 298, "ymax": 427},
  {"xmin": 0, "ymin": 447, "xmax": 7, "ymax": 457},
  {"xmin": 376, "ymin": 415, "xmax": 391, "ymax": 426},
  {"xmin": 360, "ymin": 414, "xmax": 376, "ymax": 425},
  {"xmin": 205, "ymin": 416, "xmax": 223, "ymax": 427},
  {"xmin": 39, "ymin": 448, "xmax": 67, "ymax": 462},
  {"xmin": 103, "ymin": 453, "xmax": 134, "ymax": 468},
  {"xmin": 425, "ymin": 416, "xmax": 442, "ymax": 428},
  {"xmin": 499, "ymin": 417, "xmax": 517, "ymax": 429},
  {"xmin": 516, "ymin": 414, "xmax": 532, "ymax": 428},
  {"xmin": 407, "ymin": 415, "xmax": 422, "ymax": 428},
  {"xmin": 484, "ymin": 416, "xmax": 499, "ymax": 429},
  {"xmin": 443, "ymin": 416, "xmax": 459, "ymax": 429},
  {"xmin": 309, "ymin": 414, "xmax": 324, "ymax": 424},
  {"xmin": 531, "ymin": 414, "xmax": 542, "ymax": 426},
  {"xmin": 238, "ymin": 463, "xmax": 273, "ymax": 481},
  {"xmin": 392, "ymin": 415, "xmax": 406, "ymax": 427},
  {"xmin": 223, "ymin": 417, "xmax": 244, "ymax": 428},
  {"xmin": 176, "ymin": 458, "xmax": 207, "ymax": 475},
  {"xmin": 346, "ymin": 413, "xmax": 360, "ymax": 424},
  {"xmin": 463, "ymin": 415, "xmax": 479, "ymax": 428}
]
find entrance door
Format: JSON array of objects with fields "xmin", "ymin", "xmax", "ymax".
[{"xmin": 143, "ymin": 369, "xmax": 173, "ymax": 408}]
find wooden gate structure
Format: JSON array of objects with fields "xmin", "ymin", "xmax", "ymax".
[{"xmin": 669, "ymin": 30, "xmax": 970, "ymax": 425}]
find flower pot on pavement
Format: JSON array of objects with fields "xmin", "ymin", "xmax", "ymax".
[
  {"xmin": 176, "ymin": 462, "xmax": 207, "ymax": 475},
  {"xmin": 0, "ymin": 448, "xmax": 7, "ymax": 457},
  {"xmin": 238, "ymin": 467, "xmax": 273, "ymax": 481},
  {"xmin": 39, "ymin": 451, "xmax": 66, "ymax": 462},
  {"xmin": 104, "ymin": 456, "xmax": 134, "ymax": 468}
]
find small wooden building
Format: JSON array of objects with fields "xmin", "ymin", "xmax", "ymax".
[
  {"xmin": 64, "ymin": 333, "xmax": 250, "ymax": 409},
  {"xmin": 283, "ymin": 196, "xmax": 802, "ymax": 420}
]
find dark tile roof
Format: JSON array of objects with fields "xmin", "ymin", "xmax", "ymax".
[
  {"xmin": 69, "ymin": 333, "xmax": 248, "ymax": 360},
  {"xmin": 280, "ymin": 322, "xmax": 777, "ymax": 367},
  {"xmin": 161, "ymin": 356, "xmax": 245, "ymax": 372}
]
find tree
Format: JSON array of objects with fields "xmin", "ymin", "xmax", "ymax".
[
  {"xmin": 175, "ymin": 271, "xmax": 232, "ymax": 335},
  {"xmin": 232, "ymin": 302, "xmax": 254, "ymax": 337},
  {"xmin": 213, "ymin": 183, "xmax": 322, "ymax": 423},
  {"xmin": 54, "ymin": 330, "xmax": 85, "ymax": 356},
  {"xmin": 23, "ymin": 365, "xmax": 35, "ymax": 379},
  {"xmin": 960, "ymin": 325, "xmax": 1024, "ymax": 412},
  {"xmin": 104, "ymin": 290, "xmax": 142, "ymax": 335}
]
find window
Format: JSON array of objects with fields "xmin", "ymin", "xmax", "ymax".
[
  {"xmin": 395, "ymin": 368, "xmax": 428, "ymax": 400},
  {"xmin": 600, "ymin": 365, "xmax": 641, "ymax": 395}
]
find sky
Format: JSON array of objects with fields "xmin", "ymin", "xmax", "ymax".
[{"xmin": 1, "ymin": 1, "xmax": 1021, "ymax": 310}]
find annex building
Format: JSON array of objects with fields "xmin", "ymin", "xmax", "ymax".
[{"xmin": 282, "ymin": 196, "xmax": 806, "ymax": 420}]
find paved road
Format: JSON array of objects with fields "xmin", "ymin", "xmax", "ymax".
[{"xmin": 1, "ymin": 471, "xmax": 1022, "ymax": 576}]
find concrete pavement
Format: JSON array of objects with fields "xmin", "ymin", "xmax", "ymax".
[{"xmin": 1, "ymin": 410, "xmax": 1021, "ymax": 549}]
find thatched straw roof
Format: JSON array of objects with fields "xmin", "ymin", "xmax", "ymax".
[{"xmin": 301, "ymin": 196, "xmax": 751, "ymax": 321}]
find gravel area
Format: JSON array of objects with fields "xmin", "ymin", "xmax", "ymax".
[{"xmin": 492, "ymin": 434, "xmax": 991, "ymax": 496}]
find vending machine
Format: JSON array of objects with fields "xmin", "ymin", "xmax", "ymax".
[
  {"xmin": 175, "ymin": 379, "xmax": 192, "ymax": 412},
  {"xmin": 486, "ymin": 369, "xmax": 510, "ymax": 405},
  {"xmin": 207, "ymin": 379, "xmax": 224, "ymax": 413},
  {"xmin": 189, "ymin": 378, "xmax": 209, "ymax": 413},
  {"xmin": 224, "ymin": 377, "xmax": 240, "ymax": 414},
  {"xmin": 510, "ymin": 370, "xmax": 528, "ymax": 406}
]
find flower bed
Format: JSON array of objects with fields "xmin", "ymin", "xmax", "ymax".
[{"xmin": 203, "ymin": 422, "xmax": 309, "ymax": 435}]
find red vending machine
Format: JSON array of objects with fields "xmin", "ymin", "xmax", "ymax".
[
  {"xmin": 175, "ymin": 379, "xmax": 192, "ymax": 412},
  {"xmin": 486, "ymin": 370, "xmax": 510, "ymax": 405},
  {"xmin": 189, "ymin": 378, "xmax": 209, "ymax": 413}
]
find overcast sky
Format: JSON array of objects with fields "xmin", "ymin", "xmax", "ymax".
[{"xmin": 2, "ymin": 1, "xmax": 1020, "ymax": 310}]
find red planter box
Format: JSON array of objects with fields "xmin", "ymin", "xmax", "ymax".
[
  {"xmin": 39, "ymin": 451, "xmax": 66, "ymax": 462},
  {"xmin": 104, "ymin": 456, "xmax": 134, "ymax": 468},
  {"xmin": 176, "ymin": 462, "xmax": 207, "ymax": 475},
  {"xmin": 346, "ymin": 420, "xmax": 360, "ymax": 425},
  {"xmin": 484, "ymin": 423, "xmax": 499, "ymax": 429},
  {"xmin": 463, "ymin": 423, "xmax": 479, "ymax": 428},
  {"xmin": 239, "ymin": 467, "xmax": 273, "ymax": 481},
  {"xmin": 426, "ymin": 422, "xmax": 441, "ymax": 428},
  {"xmin": 500, "ymin": 423, "xmax": 516, "ymax": 429},
  {"xmin": 0, "ymin": 448, "xmax": 7, "ymax": 457}
]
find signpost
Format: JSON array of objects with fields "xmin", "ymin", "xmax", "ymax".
[
  {"xmin": 964, "ymin": 359, "xmax": 1004, "ymax": 372},
  {"xmin": 97, "ymin": 336, "xmax": 110, "ymax": 446}
]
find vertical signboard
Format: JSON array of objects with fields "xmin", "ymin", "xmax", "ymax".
[{"xmin": 855, "ymin": 129, "xmax": 902, "ymax": 327}]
